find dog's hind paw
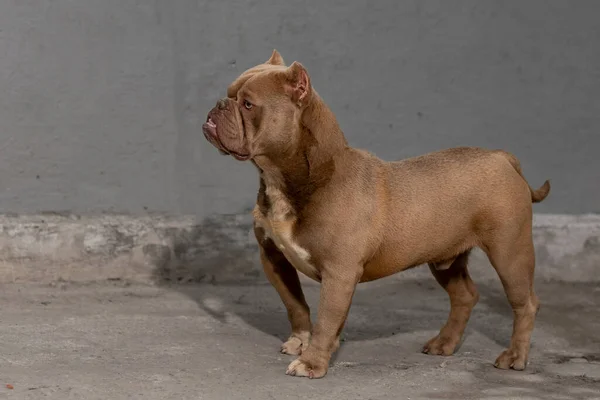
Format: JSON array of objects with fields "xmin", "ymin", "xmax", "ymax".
[
  {"xmin": 494, "ymin": 348, "xmax": 528, "ymax": 371},
  {"xmin": 422, "ymin": 334, "xmax": 460, "ymax": 356}
]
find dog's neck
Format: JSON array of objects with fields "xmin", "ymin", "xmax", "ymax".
[
  {"xmin": 254, "ymin": 92, "xmax": 347, "ymax": 216},
  {"xmin": 302, "ymin": 91, "xmax": 348, "ymax": 156}
]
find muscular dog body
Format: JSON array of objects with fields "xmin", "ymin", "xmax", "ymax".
[{"xmin": 202, "ymin": 50, "xmax": 550, "ymax": 379}]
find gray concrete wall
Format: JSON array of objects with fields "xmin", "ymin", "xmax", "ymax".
[{"xmin": 0, "ymin": 0, "xmax": 598, "ymax": 217}]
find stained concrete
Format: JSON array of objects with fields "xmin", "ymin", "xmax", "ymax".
[
  {"xmin": 0, "ymin": 279, "xmax": 599, "ymax": 399},
  {"xmin": 0, "ymin": 0, "xmax": 599, "ymax": 217}
]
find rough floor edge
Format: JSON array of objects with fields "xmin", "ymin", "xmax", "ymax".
[{"xmin": 0, "ymin": 213, "xmax": 598, "ymax": 284}]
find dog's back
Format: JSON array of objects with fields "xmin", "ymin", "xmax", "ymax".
[{"xmin": 356, "ymin": 146, "xmax": 550, "ymax": 280}]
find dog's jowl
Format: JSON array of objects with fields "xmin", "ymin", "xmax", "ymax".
[{"xmin": 202, "ymin": 50, "xmax": 550, "ymax": 379}]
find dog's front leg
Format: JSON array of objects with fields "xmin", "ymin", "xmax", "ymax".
[
  {"xmin": 256, "ymin": 227, "xmax": 312, "ymax": 356},
  {"xmin": 286, "ymin": 267, "xmax": 361, "ymax": 379}
]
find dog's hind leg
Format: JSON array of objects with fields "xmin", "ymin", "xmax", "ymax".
[
  {"xmin": 483, "ymin": 219, "xmax": 539, "ymax": 371},
  {"xmin": 423, "ymin": 250, "xmax": 479, "ymax": 356}
]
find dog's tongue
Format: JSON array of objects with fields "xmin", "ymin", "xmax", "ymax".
[{"xmin": 203, "ymin": 118, "xmax": 231, "ymax": 156}]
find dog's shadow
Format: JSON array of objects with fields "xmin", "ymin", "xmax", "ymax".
[
  {"xmin": 174, "ymin": 279, "xmax": 454, "ymax": 343},
  {"xmin": 150, "ymin": 209, "xmax": 517, "ymax": 349}
]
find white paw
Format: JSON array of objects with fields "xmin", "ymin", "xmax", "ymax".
[
  {"xmin": 286, "ymin": 359, "xmax": 312, "ymax": 378},
  {"xmin": 280, "ymin": 331, "xmax": 310, "ymax": 355}
]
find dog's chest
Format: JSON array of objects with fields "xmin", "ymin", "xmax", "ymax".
[{"xmin": 253, "ymin": 187, "xmax": 320, "ymax": 281}]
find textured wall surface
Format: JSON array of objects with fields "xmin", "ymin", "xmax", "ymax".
[{"xmin": 0, "ymin": 0, "xmax": 598, "ymax": 217}]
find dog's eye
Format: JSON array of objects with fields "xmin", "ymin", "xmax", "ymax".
[{"xmin": 243, "ymin": 100, "xmax": 253, "ymax": 110}]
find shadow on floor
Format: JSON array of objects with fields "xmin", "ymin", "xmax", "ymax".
[{"xmin": 149, "ymin": 207, "xmax": 515, "ymax": 347}]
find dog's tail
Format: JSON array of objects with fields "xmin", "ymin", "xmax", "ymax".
[
  {"xmin": 496, "ymin": 150, "xmax": 551, "ymax": 203},
  {"xmin": 530, "ymin": 180, "xmax": 551, "ymax": 203}
]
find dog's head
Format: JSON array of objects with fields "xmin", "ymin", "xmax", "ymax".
[{"xmin": 202, "ymin": 50, "xmax": 313, "ymax": 161}]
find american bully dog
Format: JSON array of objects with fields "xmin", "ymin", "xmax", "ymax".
[{"xmin": 202, "ymin": 50, "xmax": 550, "ymax": 379}]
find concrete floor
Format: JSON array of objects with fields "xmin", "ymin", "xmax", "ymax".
[{"xmin": 0, "ymin": 278, "xmax": 599, "ymax": 400}]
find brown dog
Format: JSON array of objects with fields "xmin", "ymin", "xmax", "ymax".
[{"xmin": 202, "ymin": 50, "xmax": 550, "ymax": 379}]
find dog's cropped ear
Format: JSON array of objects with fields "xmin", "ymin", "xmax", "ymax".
[
  {"xmin": 266, "ymin": 49, "xmax": 285, "ymax": 66},
  {"xmin": 285, "ymin": 61, "xmax": 312, "ymax": 108}
]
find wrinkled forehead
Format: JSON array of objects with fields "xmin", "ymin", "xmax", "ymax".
[{"xmin": 227, "ymin": 64, "xmax": 287, "ymax": 99}]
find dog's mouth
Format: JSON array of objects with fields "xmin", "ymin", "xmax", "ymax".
[{"xmin": 202, "ymin": 116, "xmax": 250, "ymax": 161}]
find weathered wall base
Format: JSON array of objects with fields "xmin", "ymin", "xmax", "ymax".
[{"xmin": 0, "ymin": 213, "xmax": 598, "ymax": 284}]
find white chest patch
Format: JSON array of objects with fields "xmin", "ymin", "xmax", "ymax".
[{"xmin": 253, "ymin": 187, "xmax": 320, "ymax": 281}]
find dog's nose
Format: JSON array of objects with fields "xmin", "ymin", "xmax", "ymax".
[{"xmin": 217, "ymin": 98, "xmax": 227, "ymax": 110}]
